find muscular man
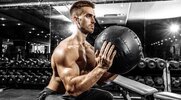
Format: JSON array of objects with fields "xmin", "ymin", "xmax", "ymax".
[{"xmin": 37, "ymin": 1, "xmax": 117, "ymax": 100}]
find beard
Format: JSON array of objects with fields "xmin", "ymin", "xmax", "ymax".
[{"xmin": 79, "ymin": 26, "xmax": 94, "ymax": 35}]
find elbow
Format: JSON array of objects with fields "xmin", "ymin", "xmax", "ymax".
[
  {"xmin": 67, "ymin": 89, "xmax": 83, "ymax": 96},
  {"xmin": 66, "ymin": 85, "xmax": 82, "ymax": 96}
]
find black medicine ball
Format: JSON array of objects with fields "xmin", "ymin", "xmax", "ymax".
[{"xmin": 94, "ymin": 25, "xmax": 143, "ymax": 74}]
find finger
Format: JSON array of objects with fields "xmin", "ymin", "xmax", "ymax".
[
  {"xmin": 99, "ymin": 41, "xmax": 107, "ymax": 56},
  {"xmin": 95, "ymin": 50, "xmax": 99, "ymax": 57},
  {"xmin": 103, "ymin": 42, "xmax": 111, "ymax": 57},
  {"xmin": 107, "ymin": 44, "xmax": 115, "ymax": 58},
  {"xmin": 110, "ymin": 50, "xmax": 117, "ymax": 61}
]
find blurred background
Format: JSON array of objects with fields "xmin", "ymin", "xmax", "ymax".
[{"xmin": 0, "ymin": 0, "xmax": 181, "ymax": 100}]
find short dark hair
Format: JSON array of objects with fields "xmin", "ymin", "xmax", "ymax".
[{"xmin": 70, "ymin": 0, "xmax": 95, "ymax": 16}]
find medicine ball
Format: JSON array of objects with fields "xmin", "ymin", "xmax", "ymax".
[{"xmin": 94, "ymin": 25, "xmax": 143, "ymax": 74}]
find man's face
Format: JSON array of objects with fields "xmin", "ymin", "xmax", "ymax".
[{"xmin": 77, "ymin": 7, "xmax": 96, "ymax": 34}]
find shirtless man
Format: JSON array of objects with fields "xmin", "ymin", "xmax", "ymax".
[{"xmin": 37, "ymin": 1, "xmax": 117, "ymax": 100}]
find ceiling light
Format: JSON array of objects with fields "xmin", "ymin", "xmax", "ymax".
[
  {"xmin": 0, "ymin": 17, "xmax": 6, "ymax": 20},
  {"xmin": 41, "ymin": 31, "xmax": 44, "ymax": 33},
  {"xmin": 2, "ymin": 24, "xmax": 5, "ymax": 26},
  {"xmin": 32, "ymin": 28, "xmax": 35, "ymax": 30},
  {"xmin": 17, "ymin": 23, "xmax": 21, "ymax": 26},
  {"xmin": 169, "ymin": 23, "xmax": 180, "ymax": 33}
]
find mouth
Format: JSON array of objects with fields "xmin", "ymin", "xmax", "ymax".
[{"xmin": 90, "ymin": 26, "xmax": 94, "ymax": 30}]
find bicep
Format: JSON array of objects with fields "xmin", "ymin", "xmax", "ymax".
[
  {"xmin": 53, "ymin": 49, "xmax": 80, "ymax": 92},
  {"xmin": 57, "ymin": 62, "xmax": 80, "ymax": 92}
]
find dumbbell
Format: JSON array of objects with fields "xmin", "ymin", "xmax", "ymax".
[
  {"xmin": 40, "ymin": 76, "xmax": 49, "ymax": 84},
  {"xmin": 44, "ymin": 60, "xmax": 51, "ymax": 68},
  {"xmin": 1, "ymin": 70, "xmax": 6, "ymax": 75},
  {"xmin": 37, "ymin": 59, "xmax": 44, "ymax": 67},
  {"xmin": 21, "ymin": 72, "xmax": 32, "ymax": 84},
  {"xmin": 32, "ymin": 76, "xmax": 39, "ymax": 84},
  {"xmin": 0, "ymin": 75, "xmax": 8, "ymax": 84},
  {"xmin": 14, "ymin": 60, "xmax": 23, "ymax": 68},
  {"xmin": 33, "ymin": 71, "xmax": 49, "ymax": 84},
  {"xmin": 137, "ymin": 58, "xmax": 146, "ymax": 69},
  {"xmin": 154, "ymin": 77, "xmax": 164, "ymax": 86},
  {"xmin": 10, "ymin": 71, "xmax": 24, "ymax": 84},
  {"xmin": 21, "ymin": 59, "xmax": 28, "ymax": 68},
  {"xmin": 144, "ymin": 76, "xmax": 154, "ymax": 86},
  {"xmin": 7, "ymin": 75, "xmax": 15, "ymax": 84},
  {"xmin": 6, "ymin": 59, "xmax": 15, "ymax": 68},
  {"xmin": 26, "ymin": 58, "xmax": 35, "ymax": 68},
  {"xmin": 33, "ymin": 59, "xmax": 39, "ymax": 68},
  {"xmin": 0, "ymin": 70, "xmax": 3, "ymax": 74},
  {"xmin": 146, "ymin": 58, "xmax": 157, "ymax": 69},
  {"xmin": 169, "ymin": 60, "xmax": 179, "ymax": 69},
  {"xmin": 154, "ymin": 58, "xmax": 167, "ymax": 70},
  {"xmin": 0, "ymin": 57, "xmax": 9, "ymax": 68},
  {"xmin": 24, "ymin": 59, "xmax": 31, "ymax": 68},
  {"xmin": 171, "ymin": 77, "xmax": 181, "ymax": 88}
]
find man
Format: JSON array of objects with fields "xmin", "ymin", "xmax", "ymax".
[{"xmin": 37, "ymin": 0, "xmax": 117, "ymax": 100}]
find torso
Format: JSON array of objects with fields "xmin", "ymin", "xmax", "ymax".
[
  {"xmin": 47, "ymin": 37, "xmax": 96, "ymax": 93},
  {"xmin": 77, "ymin": 41, "xmax": 96, "ymax": 72}
]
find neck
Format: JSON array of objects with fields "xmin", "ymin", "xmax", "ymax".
[{"xmin": 71, "ymin": 29, "xmax": 87, "ymax": 45}]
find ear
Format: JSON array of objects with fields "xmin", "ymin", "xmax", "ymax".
[{"xmin": 71, "ymin": 15, "xmax": 79, "ymax": 22}]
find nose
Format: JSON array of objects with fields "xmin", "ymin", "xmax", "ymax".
[{"xmin": 91, "ymin": 16, "xmax": 96, "ymax": 24}]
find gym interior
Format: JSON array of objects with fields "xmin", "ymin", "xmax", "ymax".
[{"xmin": 1, "ymin": 0, "xmax": 181, "ymax": 100}]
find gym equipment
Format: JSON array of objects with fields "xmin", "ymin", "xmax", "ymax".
[
  {"xmin": 171, "ymin": 77, "xmax": 181, "ymax": 88},
  {"xmin": 44, "ymin": 59, "xmax": 51, "ymax": 68},
  {"xmin": 154, "ymin": 77, "xmax": 164, "ymax": 86},
  {"xmin": 154, "ymin": 92, "xmax": 181, "ymax": 100},
  {"xmin": 138, "ymin": 58, "xmax": 146, "ymax": 69},
  {"xmin": 113, "ymin": 75, "xmax": 158, "ymax": 99},
  {"xmin": 169, "ymin": 60, "xmax": 179, "ymax": 69},
  {"xmin": 144, "ymin": 76, "xmax": 154, "ymax": 86},
  {"xmin": 154, "ymin": 58, "xmax": 167, "ymax": 70},
  {"xmin": 94, "ymin": 25, "xmax": 143, "ymax": 74},
  {"xmin": 145, "ymin": 58, "xmax": 156, "ymax": 69}
]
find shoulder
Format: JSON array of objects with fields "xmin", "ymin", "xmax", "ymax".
[{"xmin": 52, "ymin": 41, "xmax": 79, "ymax": 65}]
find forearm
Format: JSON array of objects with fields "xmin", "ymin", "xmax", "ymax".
[
  {"xmin": 97, "ymin": 72, "xmax": 118, "ymax": 85},
  {"xmin": 69, "ymin": 66, "xmax": 106, "ymax": 95}
]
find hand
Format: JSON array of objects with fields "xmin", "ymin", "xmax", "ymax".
[{"xmin": 95, "ymin": 41, "xmax": 117, "ymax": 70}]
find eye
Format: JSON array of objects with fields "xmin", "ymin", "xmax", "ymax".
[{"xmin": 86, "ymin": 14, "xmax": 92, "ymax": 18}]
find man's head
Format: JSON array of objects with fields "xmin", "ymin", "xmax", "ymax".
[
  {"xmin": 70, "ymin": 0, "xmax": 95, "ymax": 17},
  {"xmin": 70, "ymin": 0, "xmax": 96, "ymax": 34}
]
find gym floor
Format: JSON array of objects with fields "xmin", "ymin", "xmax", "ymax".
[
  {"xmin": 0, "ymin": 88, "xmax": 41, "ymax": 100},
  {"xmin": 0, "ymin": 88, "xmax": 126, "ymax": 100}
]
